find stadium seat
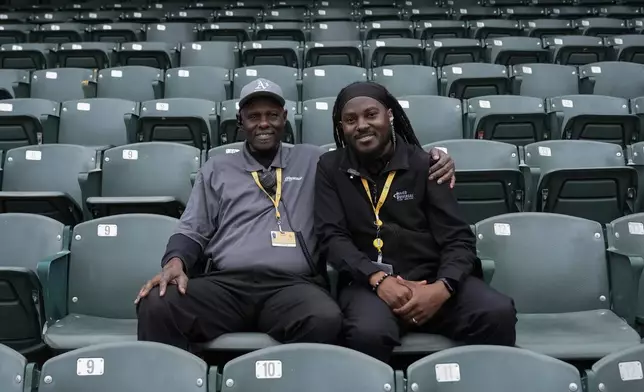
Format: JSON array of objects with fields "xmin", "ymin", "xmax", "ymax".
[
  {"xmin": 468, "ymin": 19, "xmax": 521, "ymax": 40},
  {"xmin": 426, "ymin": 38, "xmax": 484, "ymax": 67},
  {"xmin": 263, "ymin": 9, "xmax": 307, "ymax": 24},
  {"xmin": 0, "ymin": 69, "xmax": 29, "ymax": 99},
  {"xmin": 0, "ymin": 24, "xmax": 33, "ymax": 45},
  {"xmin": 30, "ymin": 23, "xmax": 87, "ymax": 44},
  {"xmin": 509, "ymin": 63, "xmax": 579, "ymax": 98},
  {"xmin": 218, "ymin": 99, "xmax": 298, "ymax": 145},
  {"xmin": 464, "ymin": 95, "xmax": 547, "ymax": 145},
  {"xmin": 145, "ymin": 22, "xmax": 197, "ymax": 44},
  {"xmin": 520, "ymin": 19, "xmax": 576, "ymax": 40},
  {"xmin": 301, "ymin": 97, "xmax": 336, "ymax": 146},
  {"xmin": 407, "ymin": 346, "xmax": 582, "ymax": 392},
  {"xmin": 414, "ymin": 20, "xmax": 468, "ymax": 40},
  {"xmin": 233, "ymin": 66, "xmax": 299, "ymax": 102},
  {"xmin": 138, "ymin": 98, "xmax": 218, "ymax": 149},
  {"xmin": 440, "ymin": 63, "xmax": 509, "ymax": 99},
  {"xmin": 121, "ymin": 9, "xmax": 165, "ymax": 23},
  {"xmin": 217, "ymin": 343, "xmax": 399, "ymax": 392},
  {"xmin": 240, "ymin": 40, "xmax": 301, "ymax": 68},
  {"xmin": 166, "ymin": 9, "xmax": 212, "ymax": 24},
  {"xmin": 179, "ymin": 41, "xmax": 240, "ymax": 69},
  {"xmin": 30, "ymin": 68, "xmax": 93, "ymax": 102},
  {"xmin": 54, "ymin": 42, "xmax": 117, "ymax": 69},
  {"xmin": 214, "ymin": 8, "xmax": 260, "ymax": 24},
  {"xmin": 0, "ymin": 43, "xmax": 57, "ymax": 70},
  {"xmin": 370, "ymin": 65, "xmax": 439, "ymax": 97},
  {"xmin": 476, "ymin": 212, "xmax": 642, "ymax": 359},
  {"xmin": 627, "ymin": 141, "xmax": 644, "ymax": 212},
  {"xmin": 58, "ymin": 98, "xmax": 138, "ymax": 148},
  {"xmin": 544, "ymin": 35, "xmax": 608, "ymax": 66},
  {"xmin": 358, "ymin": 7, "xmax": 403, "ymax": 23},
  {"xmin": 453, "ymin": 6, "xmax": 500, "ymax": 21},
  {"xmin": 501, "ymin": 6, "xmax": 547, "ymax": 20},
  {"xmin": 0, "ymin": 214, "xmax": 67, "ymax": 353},
  {"xmin": 364, "ymin": 20, "xmax": 414, "ymax": 40},
  {"xmin": 255, "ymin": 21, "xmax": 307, "ymax": 42},
  {"xmin": 405, "ymin": 6, "xmax": 452, "ymax": 23},
  {"xmin": 76, "ymin": 11, "xmax": 125, "ymax": 24},
  {"xmin": 37, "ymin": 341, "xmax": 209, "ymax": 392},
  {"xmin": 87, "ymin": 23, "xmax": 145, "ymax": 43},
  {"xmin": 599, "ymin": 5, "xmax": 642, "ymax": 19},
  {"xmin": 198, "ymin": 22, "xmax": 253, "ymax": 42},
  {"xmin": 90, "ymin": 66, "xmax": 163, "ymax": 102},
  {"xmin": 605, "ymin": 35, "xmax": 644, "ymax": 64},
  {"xmin": 523, "ymin": 140, "xmax": 637, "ymax": 222},
  {"xmin": 586, "ymin": 345, "xmax": 644, "ymax": 392},
  {"xmin": 40, "ymin": 214, "xmax": 178, "ymax": 350},
  {"xmin": 575, "ymin": 18, "xmax": 631, "ymax": 37},
  {"xmin": 550, "ymin": 6, "xmax": 594, "ymax": 20},
  {"xmin": 302, "ymin": 65, "xmax": 367, "ymax": 100},
  {"xmin": 398, "ymin": 95, "xmax": 464, "ymax": 144},
  {"xmin": 547, "ymin": 95, "xmax": 639, "ymax": 147},
  {"xmin": 0, "ymin": 144, "xmax": 98, "ymax": 225},
  {"xmin": 0, "ymin": 99, "xmax": 59, "ymax": 150},
  {"xmin": 363, "ymin": 38, "xmax": 424, "ymax": 68},
  {"xmin": 485, "ymin": 37, "xmax": 548, "ymax": 66},
  {"xmin": 164, "ymin": 66, "xmax": 229, "ymax": 102},
  {"xmin": 304, "ymin": 40, "xmax": 364, "ymax": 67},
  {"xmin": 0, "ymin": 11, "xmax": 31, "ymax": 24},
  {"xmin": 422, "ymin": 140, "xmax": 523, "ymax": 223},
  {"xmin": 117, "ymin": 41, "xmax": 179, "ymax": 69},
  {"xmin": 208, "ymin": 141, "xmax": 246, "ymax": 158},
  {"xmin": 309, "ymin": 7, "xmax": 353, "ymax": 22},
  {"xmin": 86, "ymin": 142, "xmax": 199, "ymax": 219},
  {"xmin": 579, "ymin": 62, "xmax": 644, "ymax": 99},
  {"xmin": 0, "ymin": 343, "xmax": 35, "ymax": 391},
  {"xmin": 310, "ymin": 21, "xmax": 361, "ymax": 42}
]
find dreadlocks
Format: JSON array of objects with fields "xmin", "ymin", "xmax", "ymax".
[{"xmin": 332, "ymin": 81, "xmax": 421, "ymax": 149}]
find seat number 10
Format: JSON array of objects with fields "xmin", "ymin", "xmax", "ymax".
[{"xmin": 255, "ymin": 360, "xmax": 282, "ymax": 379}]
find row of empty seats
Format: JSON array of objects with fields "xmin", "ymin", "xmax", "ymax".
[
  {"xmin": 2, "ymin": 342, "xmax": 644, "ymax": 392},
  {"xmin": 0, "ymin": 211, "xmax": 642, "ymax": 358}
]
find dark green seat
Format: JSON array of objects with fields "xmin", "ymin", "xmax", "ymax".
[
  {"xmin": 86, "ymin": 142, "xmax": 200, "ymax": 219},
  {"xmin": 485, "ymin": 37, "xmax": 548, "ymax": 66},
  {"xmin": 0, "ymin": 214, "xmax": 68, "ymax": 354},
  {"xmin": 30, "ymin": 23, "xmax": 87, "ymax": 44},
  {"xmin": 241, "ymin": 40, "xmax": 301, "ymax": 68},
  {"xmin": 520, "ymin": 19, "xmax": 576, "ymax": 40},
  {"xmin": 0, "ymin": 24, "xmax": 33, "ymax": 45},
  {"xmin": 370, "ymin": 65, "xmax": 439, "ymax": 97},
  {"xmin": 233, "ymin": 65, "xmax": 299, "ymax": 102},
  {"xmin": 0, "ymin": 343, "xmax": 36, "ymax": 392},
  {"xmin": 440, "ymin": 63, "xmax": 509, "ymax": 99},
  {"xmin": 255, "ymin": 22, "xmax": 307, "ymax": 42},
  {"xmin": 208, "ymin": 141, "xmax": 246, "ymax": 158},
  {"xmin": 407, "ymin": 345, "xmax": 582, "ymax": 392},
  {"xmin": 54, "ymin": 42, "xmax": 117, "ymax": 69},
  {"xmin": 464, "ymin": 95, "xmax": 547, "ymax": 146},
  {"xmin": 0, "ymin": 99, "xmax": 59, "ymax": 150},
  {"xmin": 304, "ymin": 40, "xmax": 364, "ymax": 67},
  {"xmin": 398, "ymin": 95, "xmax": 463, "ymax": 144},
  {"xmin": 425, "ymin": 38, "xmax": 484, "ymax": 67},
  {"xmin": 547, "ymin": 95, "xmax": 639, "ymax": 147},
  {"xmin": 121, "ymin": 10, "xmax": 165, "ymax": 23},
  {"xmin": 0, "ymin": 144, "xmax": 98, "ymax": 225},
  {"xmin": 423, "ymin": 140, "xmax": 523, "ymax": 224},
  {"xmin": 301, "ymin": 97, "xmax": 336, "ymax": 146},
  {"xmin": 37, "ymin": 341, "xmax": 209, "ymax": 392},
  {"xmin": 0, "ymin": 69, "xmax": 29, "ymax": 99},
  {"xmin": 138, "ymin": 98, "xmax": 218, "ymax": 149},
  {"xmin": 218, "ymin": 343, "xmax": 400, "ymax": 392},
  {"xmin": 87, "ymin": 23, "xmax": 144, "ymax": 43},
  {"xmin": 626, "ymin": 141, "xmax": 644, "ymax": 212},
  {"xmin": 58, "ymin": 98, "xmax": 138, "ymax": 147},
  {"xmin": 476, "ymin": 212, "xmax": 642, "ymax": 360},
  {"xmin": 586, "ymin": 345, "xmax": 644, "ymax": 392},
  {"xmin": 523, "ymin": 140, "xmax": 636, "ymax": 222},
  {"xmin": 575, "ymin": 17, "xmax": 630, "ymax": 37},
  {"xmin": 510, "ymin": 63, "xmax": 579, "ymax": 98},
  {"xmin": 580, "ymin": 62, "xmax": 644, "ymax": 99},
  {"xmin": 544, "ymin": 35, "xmax": 608, "ymax": 66},
  {"xmin": 0, "ymin": 43, "xmax": 57, "ymax": 70},
  {"xmin": 179, "ymin": 41, "xmax": 240, "ymax": 68},
  {"xmin": 198, "ymin": 22, "xmax": 252, "ymax": 43},
  {"xmin": 31, "ymin": 68, "xmax": 93, "ymax": 102},
  {"xmin": 117, "ymin": 41, "xmax": 179, "ymax": 69},
  {"xmin": 218, "ymin": 99, "xmax": 298, "ymax": 145},
  {"xmin": 364, "ymin": 20, "xmax": 414, "ymax": 40},
  {"xmin": 309, "ymin": 21, "xmax": 361, "ymax": 42},
  {"xmin": 605, "ymin": 35, "xmax": 644, "ymax": 64},
  {"xmin": 40, "ymin": 214, "xmax": 178, "ymax": 350},
  {"xmin": 606, "ymin": 213, "xmax": 644, "ymax": 331},
  {"xmin": 164, "ymin": 66, "xmax": 229, "ymax": 102},
  {"xmin": 363, "ymin": 38, "xmax": 424, "ymax": 68},
  {"xmin": 415, "ymin": 21, "xmax": 467, "ymax": 40},
  {"xmin": 145, "ymin": 22, "xmax": 197, "ymax": 44},
  {"xmin": 302, "ymin": 65, "xmax": 367, "ymax": 100},
  {"xmin": 90, "ymin": 66, "xmax": 163, "ymax": 102},
  {"xmin": 469, "ymin": 19, "xmax": 522, "ymax": 40}
]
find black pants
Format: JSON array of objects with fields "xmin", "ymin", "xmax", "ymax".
[
  {"xmin": 340, "ymin": 276, "xmax": 517, "ymax": 362},
  {"xmin": 137, "ymin": 269, "xmax": 342, "ymax": 351}
]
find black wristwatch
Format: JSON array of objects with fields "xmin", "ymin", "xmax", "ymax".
[{"xmin": 438, "ymin": 278, "xmax": 456, "ymax": 296}]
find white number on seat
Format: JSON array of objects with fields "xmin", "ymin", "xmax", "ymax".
[
  {"xmin": 77, "ymin": 358, "xmax": 104, "ymax": 376},
  {"xmin": 97, "ymin": 224, "xmax": 117, "ymax": 237},
  {"xmin": 122, "ymin": 149, "xmax": 138, "ymax": 160},
  {"xmin": 255, "ymin": 360, "xmax": 282, "ymax": 379}
]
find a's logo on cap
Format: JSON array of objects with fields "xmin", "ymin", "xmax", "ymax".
[{"xmin": 255, "ymin": 79, "xmax": 270, "ymax": 91}]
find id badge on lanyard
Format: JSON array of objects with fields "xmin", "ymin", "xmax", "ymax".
[
  {"xmin": 361, "ymin": 171, "xmax": 396, "ymax": 273},
  {"xmin": 251, "ymin": 167, "xmax": 297, "ymax": 248}
]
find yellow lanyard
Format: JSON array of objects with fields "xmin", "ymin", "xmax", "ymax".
[
  {"xmin": 361, "ymin": 171, "xmax": 396, "ymax": 262},
  {"xmin": 251, "ymin": 167, "xmax": 283, "ymax": 231}
]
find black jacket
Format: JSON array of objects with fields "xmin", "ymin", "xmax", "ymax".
[{"xmin": 314, "ymin": 140, "xmax": 480, "ymax": 288}]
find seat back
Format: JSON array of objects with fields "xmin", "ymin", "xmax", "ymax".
[
  {"xmin": 510, "ymin": 63, "xmax": 579, "ymax": 98},
  {"xmin": 301, "ymin": 97, "xmax": 336, "ymax": 146},
  {"xmin": 399, "ymin": 95, "xmax": 463, "ymax": 144},
  {"xmin": 441, "ymin": 62, "xmax": 509, "ymax": 99},
  {"xmin": 96, "ymin": 66, "xmax": 162, "ymax": 102},
  {"xmin": 38, "ymin": 341, "xmax": 208, "ymax": 392},
  {"xmin": 407, "ymin": 345, "xmax": 582, "ymax": 392},
  {"xmin": 371, "ymin": 65, "xmax": 439, "ymax": 96},
  {"xmin": 31, "ymin": 68, "xmax": 94, "ymax": 102},
  {"xmin": 0, "ymin": 344, "xmax": 29, "ymax": 392},
  {"xmin": 0, "ymin": 98, "xmax": 59, "ymax": 149},
  {"xmin": 67, "ymin": 214, "xmax": 178, "ymax": 319},
  {"xmin": 476, "ymin": 212, "xmax": 609, "ymax": 313},
  {"xmin": 586, "ymin": 345, "xmax": 644, "ymax": 392},
  {"xmin": 580, "ymin": 61, "xmax": 644, "ymax": 99},
  {"xmin": 221, "ymin": 343, "xmax": 397, "ymax": 392},
  {"xmin": 302, "ymin": 65, "xmax": 367, "ymax": 100},
  {"xmin": 180, "ymin": 41, "xmax": 239, "ymax": 68},
  {"xmin": 164, "ymin": 66, "xmax": 229, "ymax": 102}
]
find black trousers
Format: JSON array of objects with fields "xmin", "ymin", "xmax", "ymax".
[
  {"xmin": 137, "ymin": 269, "xmax": 343, "ymax": 351},
  {"xmin": 340, "ymin": 276, "xmax": 517, "ymax": 362}
]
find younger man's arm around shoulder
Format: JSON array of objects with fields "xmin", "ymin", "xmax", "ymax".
[{"xmin": 313, "ymin": 154, "xmax": 382, "ymax": 287}]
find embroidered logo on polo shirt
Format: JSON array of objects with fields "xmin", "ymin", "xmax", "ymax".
[
  {"xmin": 393, "ymin": 190, "xmax": 414, "ymax": 201},
  {"xmin": 284, "ymin": 176, "xmax": 303, "ymax": 182}
]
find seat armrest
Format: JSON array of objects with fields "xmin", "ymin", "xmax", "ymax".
[
  {"xmin": 37, "ymin": 250, "xmax": 71, "ymax": 325},
  {"xmin": 480, "ymin": 258, "xmax": 495, "ymax": 284},
  {"xmin": 607, "ymin": 248, "xmax": 644, "ymax": 326}
]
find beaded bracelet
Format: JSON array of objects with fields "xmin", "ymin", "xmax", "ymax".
[{"xmin": 372, "ymin": 273, "xmax": 390, "ymax": 292}]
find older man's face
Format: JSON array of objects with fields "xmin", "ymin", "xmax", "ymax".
[{"xmin": 240, "ymin": 97, "xmax": 287, "ymax": 152}]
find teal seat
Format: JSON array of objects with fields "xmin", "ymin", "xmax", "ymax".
[
  {"xmin": 302, "ymin": 65, "xmax": 367, "ymax": 100},
  {"xmin": 407, "ymin": 345, "xmax": 582, "ymax": 392},
  {"xmin": 370, "ymin": 65, "xmax": 439, "ymax": 97},
  {"xmin": 0, "ymin": 144, "xmax": 99, "ymax": 225},
  {"xmin": 363, "ymin": 38, "xmax": 424, "ymax": 68},
  {"xmin": 89, "ymin": 66, "xmax": 163, "ymax": 102},
  {"xmin": 0, "ymin": 214, "xmax": 68, "ymax": 354},
  {"xmin": 0, "ymin": 343, "xmax": 37, "ymax": 392},
  {"xmin": 37, "ymin": 341, "xmax": 209, "ymax": 392},
  {"xmin": 440, "ymin": 63, "xmax": 509, "ymax": 99},
  {"xmin": 0, "ymin": 99, "xmax": 59, "ymax": 150},
  {"xmin": 180, "ymin": 41, "xmax": 240, "ymax": 68},
  {"xmin": 301, "ymin": 97, "xmax": 336, "ymax": 146},
  {"xmin": 586, "ymin": 345, "xmax": 644, "ymax": 392},
  {"xmin": 31, "ymin": 68, "xmax": 94, "ymax": 102},
  {"xmin": 476, "ymin": 212, "xmax": 642, "ymax": 360},
  {"xmin": 240, "ymin": 40, "xmax": 301, "ymax": 68},
  {"xmin": 580, "ymin": 62, "xmax": 644, "ymax": 99},
  {"xmin": 87, "ymin": 23, "xmax": 144, "ymax": 43},
  {"xmin": 118, "ymin": 41, "xmax": 179, "ymax": 69},
  {"xmin": 544, "ymin": 35, "xmax": 608, "ymax": 66},
  {"xmin": 164, "ymin": 66, "xmax": 230, "ymax": 102},
  {"xmin": 218, "ymin": 343, "xmax": 400, "ymax": 392},
  {"xmin": 510, "ymin": 63, "xmax": 579, "ymax": 98},
  {"xmin": 86, "ymin": 142, "xmax": 200, "ymax": 219},
  {"xmin": 0, "ymin": 43, "xmax": 57, "ymax": 70},
  {"xmin": 40, "ymin": 214, "xmax": 178, "ymax": 350},
  {"xmin": 398, "ymin": 95, "xmax": 464, "ymax": 144},
  {"xmin": 0, "ymin": 69, "xmax": 29, "ymax": 99},
  {"xmin": 627, "ymin": 141, "xmax": 644, "ymax": 212},
  {"xmin": 54, "ymin": 42, "xmax": 118, "ymax": 69}
]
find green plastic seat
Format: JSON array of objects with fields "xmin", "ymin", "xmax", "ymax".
[
  {"xmin": 364, "ymin": 38, "xmax": 424, "ymax": 68},
  {"xmin": 605, "ymin": 35, "xmax": 644, "ymax": 64},
  {"xmin": 214, "ymin": 8, "xmax": 259, "ymax": 24},
  {"xmin": 523, "ymin": 140, "xmax": 636, "ymax": 222},
  {"xmin": 38, "ymin": 341, "xmax": 209, "ymax": 392},
  {"xmin": 580, "ymin": 61, "xmax": 644, "ymax": 99},
  {"xmin": 164, "ymin": 66, "xmax": 229, "ymax": 102},
  {"xmin": 233, "ymin": 65, "xmax": 299, "ymax": 102},
  {"xmin": 90, "ymin": 66, "xmax": 163, "ymax": 102},
  {"xmin": 485, "ymin": 37, "xmax": 548, "ymax": 66},
  {"xmin": 469, "ymin": 19, "xmax": 522, "ymax": 40},
  {"xmin": 304, "ymin": 40, "xmax": 364, "ymax": 67},
  {"xmin": 476, "ymin": 212, "xmax": 642, "ymax": 360},
  {"xmin": 423, "ymin": 140, "xmax": 523, "ymax": 224},
  {"xmin": 302, "ymin": 65, "xmax": 367, "ymax": 100},
  {"xmin": 198, "ymin": 22, "xmax": 252, "ymax": 43},
  {"xmin": 58, "ymin": 98, "xmax": 138, "ymax": 147},
  {"xmin": 166, "ymin": 9, "xmax": 211, "ymax": 24},
  {"xmin": 426, "ymin": 38, "xmax": 484, "ymax": 68},
  {"xmin": 407, "ymin": 345, "xmax": 582, "ymax": 392},
  {"xmin": 0, "ymin": 69, "xmax": 29, "ymax": 99},
  {"xmin": 0, "ymin": 144, "xmax": 98, "ymax": 225},
  {"xmin": 586, "ymin": 345, "xmax": 644, "ymax": 392},
  {"xmin": 370, "ymin": 65, "xmax": 439, "ymax": 97},
  {"xmin": 54, "ymin": 42, "xmax": 117, "ymax": 69},
  {"xmin": 218, "ymin": 343, "xmax": 400, "ymax": 392},
  {"xmin": 255, "ymin": 22, "xmax": 307, "ymax": 42},
  {"xmin": 87, "ymin": 23, "xmax": 145, "ymax": 43},
  {"xmin": 241, "ymin": 40, "xmax": 301, "ymax": 68},
  {"xmin": 121, "ymin": 10, "xmax": 165, "ymax": 23},
  {"xmin": 627, "ymin": 141, "xmax": 644, "ymax": 212},
  {"xmin": 575, "ymin": 17, "xmax": 630, "ymax": 37},
  {"xmin": 544, "ymin": 35, "xmax": 608, "ymax": 66},
  {"xmin": 301, "ymin": 97, "xmax": 336, "ymax": 146},
  {"xmin": 40, "ymin": 214, "xmax": 178, "ymax": 350},
  {"xmin": 440, "ymin": 62, "xmax": 509, "ymax": 99},
  {"xmin": 30, "ymin": 23, "xmax": 87, "ymax": 44},
  {"xmin": 117, "ymin": 41, "xmax": 179, "ymax": 69},
  {"xmin": 309, "ymin": 21, "xmax": 361, "ymax": 42},
  {"xmin": 520, "ymin": 19, "xmax": 576, "ymax": 40},
  {"xmin": 464, "ymin": 95, "xmax": 547, "ymax": 146},
  {"xmin": 0, "ymin": 99, "xmax": 59, "ymax": 150},
  {"xmin": 547, "ymin": 95, "xmax": 638, "ymax": 147},
  {"xmin": 398, "ymin": 95, "xmax": 463, "ymax": 144},
  {"xmin": 0, "ymin": 343, "xmax": 36, "ymax": 391},
  {"xmin": 207, "ymin": 141, "xmax": 246, "ymax": 158},
  {"xmin": 0, "ymin": 24, "xmax": 33, "ymax": 45},
  {"xmin": 86, "ymin": 142, "xmax": 200, "ymax": 219},
  {"xmin": 218, "ymin": 99, "xmax": 298, "ymax": 145},
  {"xmin": 414, "ymin": 20, "xmax": 467, "ymax": 40},
  {"xmin": 138, "ymin": 98, "xmax": 218, "ymax": 149},
  {"xmin": 0, "ymin": 43, "xmax": 57, "ymax": 70},
  {"xmin": 179, "ymin": 41, "xmax": 240, "ymax": 68},
  {"xmin": 364, "ymin": 20, "xmax": 414, "ymax": 40},
  {"xmin": 509, "ymin": 63, "xmax": 579, "ymax": 98},
  {"xmin": 0, "ymin": 214, "xmax": 68, "ymax": 354},
  {"xmin": 145, "ymin": 22, "xmax": 197, "ymax": 44},
  {"xmin": 30, "ymin": 68, "xmax": 94, "ymax": 102}
]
